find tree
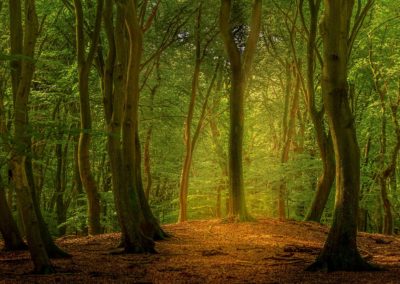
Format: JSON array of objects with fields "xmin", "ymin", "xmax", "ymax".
[
  {"xmin": 307, "ymin": 0, "xmax": 376, "ymax": 271},
  {"xmin": 219, "ymin": 0, "xmax": 262, "ymax": 221},
  {"xmin": 0, "ymin": 178, "xmax": 27, "ymax": 251},
  {"xmin": 99, "ymin": 0, "xmax": 170, "ymax": 252},
  {"xmin": 178, "ymin": 3, "xmax": 219, "ymax": 222},
  {"xmin": 0, "ymin": 47, "xmax": 27, "ymax": 251},
  {"xmin": 73, "ymin": 0, "xmax": 103, "ymax": 235},
  {"xmin": 298, "ymin": 0, "xmax": 336, "ymax": 223},
  {"xmin": 8, "ymin": 0, "xmax": 54, "ymax": 274}
]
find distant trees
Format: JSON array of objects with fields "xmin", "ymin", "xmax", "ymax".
[{"xmin": 178, "ymin": 2, "xmax": 220, "ymax": 223}]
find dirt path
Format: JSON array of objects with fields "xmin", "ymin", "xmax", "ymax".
[{"xmin": 1, "ymin": 219, "xmax": 400, "ymax": 283}]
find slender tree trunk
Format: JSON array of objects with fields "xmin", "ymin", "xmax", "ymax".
[
  {"xmin": 0, "ymin": 42, "xmax": 26, "ymax": 252},
  {"xmin": 73, "ymin": 0, "xmax": 103, "ymax": 235},
  {"xmin": 55, "ymin": 135, "xmax": 69, "ymax": 236},
  {"xmin": 369, "ymin": 50, "xmax": 398, "ymax": 236},
  {"xmin": 378, "ymin": 110, "xmax": 393, "ymax": 235},
  {"xmin": 299, "ymin": 0, "xmax": 336, "ymax": 223},
  {"xmin": 278, "ymin": 63, "xmax": 300, "ymax": 220},
  {"xmin": 219, "ymin": 0, "xmax": 262, "ymax": 221},
  {"xmin": 210, "ymin": 115, "xmax": 228, "ymax": 219},
  {"xmin": 178, "ymin": 5, "xmax": 204, "ymax": 223},
  {"xmin": 143, "ymin": 61, "xmax": 160, "ymax": 201},
  {"xmin": 144, "ymin": 126, "xmax": 153, "ymax": 199}
]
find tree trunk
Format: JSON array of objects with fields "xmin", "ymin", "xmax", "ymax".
[
  {"xmin": 73, "ymin": 0, "xmax": 103, "ymax": 235},
  {"xmin": 219, "ymin": 0, "xmax": 262, "ymax": 221},
  {"xmin": 101, "ymin": 0, "xmax": 158, "ymax": 252},
  {"xmin": 307, "ymin": 0, "xmax": 375, "ymax": 271},
  {"xmin": 144, "ymin": 126, "xmax": 153, "ymax": 200},
  {"xmin": 210, "ymin": 115, "xmax": 228, "ymax": 219},
  {"xmin": 55, "ymin": 139, "xmax": 68, "ymax": 236},
  {"xmin": 300, "ymin": 0, "xmax": 336, "ymax": 223},
  {"xmin": 278, "ymin": 62, "xmax": 300, "ymax": 220},
  {"xmin": 8, "ymin": 0, "xmax": 55, "ymax": 274},
  {"xmin": 305, "ymin": 135, "xmax": 335, "ymax": 222},
  {"xmin": 0, "ymin": 179, "xmax": 27, "ymax": 251}
]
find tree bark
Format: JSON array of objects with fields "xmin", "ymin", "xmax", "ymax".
[
  {"xmin": 9, "ymin": 0, "xmax": 54, "ymax": 273},
  {"xmin": 219, "ymin": 0, "xmax": 262, "ymax": 221},
  {"xmin": 278, "ymin": 62, "xmax": 300, "ymax": 220},
  {"xmin": 101, "ymin": 0, "xmax": 162, "ymax": 252},
  {"xmin": 73, "ymin": 0, "xmax": 103, "ymax": 235},
  {"xmin": 210, "ymin": 111, "xmax": 228, "ymax": 219},
  {"xmin": 307, "ymin": 0, "xmax": 376, "ymax": 271},
  {"xmin": 0, "ymin": 178, "xmax": 27, "ymax": 251},
  {"xmin": 178, "ymin": 6, "xmax": 201, "ymax": 222},
  {"xmin": 300, "ymin": 0, "xmax": 336, "ymax": 223}
]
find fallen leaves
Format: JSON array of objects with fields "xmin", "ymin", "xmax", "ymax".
[{"xmin": 0, "ymin": 218, "xmax": 400, "ymax": 283}]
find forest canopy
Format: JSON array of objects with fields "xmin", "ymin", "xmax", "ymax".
[{"xmin": 0, "ymin": 0, "xmax": 399, "ymax": 276}]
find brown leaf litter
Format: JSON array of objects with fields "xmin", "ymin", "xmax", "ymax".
[{"xmin": 1, "ymin": 218, "xmax": 400, "ymax": 283}]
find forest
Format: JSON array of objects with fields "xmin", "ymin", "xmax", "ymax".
[{"xmin": 1, "ymin": 0, "xmax": 400, "ymax": 282}]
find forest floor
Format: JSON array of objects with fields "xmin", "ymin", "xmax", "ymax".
[{"xmin": 1, "ymin": 219, "xmax": 400, "ymax": 283}]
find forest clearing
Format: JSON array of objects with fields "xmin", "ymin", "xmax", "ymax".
[
  {"xmin": 2, "ymin": 0, "xmax": 400, "ymax": 281},
  {"xmin": 1, "ymin": 219, "xmax": 400, "ymax": 283}
]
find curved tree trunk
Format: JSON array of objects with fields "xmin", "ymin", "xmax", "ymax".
[
  {"xmin": 9, "ymin": 0, "xmax": 54, "ymax": 273},
  {"xmin": 307, "ymin": 0, "xmax": 375, "ymax": 271},
  {"xmin": 73, "ymin": 0, "xmax": 103, "ymax": 236},
  {"xmin": 299, "ymin": 0, "xmax": 336, "ymax": 223},
  {"xmin": 305, "ymin": 133, "xmax": 335, "ymax": 222}
]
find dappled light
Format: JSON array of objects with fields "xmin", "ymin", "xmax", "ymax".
[{"xmin": 1, "ymin": 0, "xmax": 400, "ymax": 282}]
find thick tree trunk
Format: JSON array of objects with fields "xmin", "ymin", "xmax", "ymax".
[
  {"xmin": 135, "ymin": 132, "xmax": 167, "ymax": 240},
  {"xmin": 307, "ymin": 0, "xmax": 375, "ymax": 271},
  {"xmin": 101, "ymin": 0, "xmax": 158, "ymax": 253},
  {"xmin": 8, "ymin": 0, "xmax": 55, "ymax": 274},
  {"xmin": 11, "ymin": 158, "xmax": 54, "ymax": 274},
  {"xmin": 0, "ymin": 180, "xmax": 27, "ymax": 251},
  {"xmin": 300, "ymin": 0, "xmax": 336, "ymax": 223},
  {"xmin": 122, "ymin": 1, "xmax": 157, "ymax": 252}
]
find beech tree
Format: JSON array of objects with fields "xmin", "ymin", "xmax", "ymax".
[
  {"xmin": 9, "ymin": 0, "xmax": 54, "ymax": 274},
  {"xmin": 219, "ymin": 0, "xmax": 262, "ymax": 221},
  {"xmin": 178, "ymin": 3, "xmax": 220, "ymax": 222},
  {"xmin": 73, "ymin": 0, "xmax": 103, "ymax": 235},
  {"xmin": 307, "ymin": 0, "xmax": 376, "ymax": 271},
  {"xmin": 298, "ymin": 0, "xmax": 336, "ymax": 223}
]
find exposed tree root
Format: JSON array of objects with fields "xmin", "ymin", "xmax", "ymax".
[{"xmin": 306, "ymin": 252, "xmax": 382, "ymax": 272}]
